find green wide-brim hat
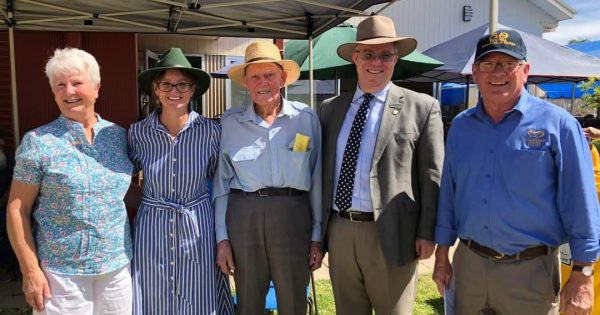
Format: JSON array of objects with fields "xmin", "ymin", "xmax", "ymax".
[{"xmin": 138, "ymin": 47, "xmax": 211, "ymax": 98}]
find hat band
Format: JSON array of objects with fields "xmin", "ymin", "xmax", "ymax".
[
  {"xmin": 247, "ymin": 56, "xmax": 279, "ymax": 63},
  {"xmin": 357, "ymin": 35, "xmax": 398, "ymax": 41}
]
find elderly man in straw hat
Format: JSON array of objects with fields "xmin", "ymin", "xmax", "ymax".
[
  {"xmin": 319, "ymin": 16, "xmax": 444, "ymax": 314},
  {"xmin": 213, "ymin": 41, "xmax": 323, "ymax": 314}
]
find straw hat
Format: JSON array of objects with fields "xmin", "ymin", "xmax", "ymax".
[
  {"xmin": 138, "ymin": 47, "xmax": 211, "ymax": 98},
  {"xmin": 227, "ymin": 42, "xmax": 300, "ymax": 87},
  {"xmin": 337, "ymin": 15, "xmax": 417, "ymax": 62}
]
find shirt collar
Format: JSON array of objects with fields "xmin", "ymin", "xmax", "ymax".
[
  {"xmin": 146, "ymin": 110, "xmax": 202, "ymax": 131},
  {"xmin": 470, "ymin": 89, "xmax": 530, "ymax": 120},
  {"xmin": 58, "ymin": 113, "xmax": 106, "ymax": 133},
  {"xmin": 352, "ymin": 82, "xmax": 391, "ymax": 104},
  {"xmin": 239, "ymin": 97, "xmax": 297, "ymax": 124}
]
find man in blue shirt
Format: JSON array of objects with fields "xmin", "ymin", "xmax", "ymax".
[{"xmin": 433, "ymin": 30, "xmax": 600, "ymax": 314}]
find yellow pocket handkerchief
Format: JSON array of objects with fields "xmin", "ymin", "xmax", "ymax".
[{"xmin": 293, "ymin": 133, "xmax": 310, "ymax": 152}]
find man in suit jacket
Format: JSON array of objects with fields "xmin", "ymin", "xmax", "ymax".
[{"xmin": 319, "ymin": 16, "xmax": 444, "ymax": 314}]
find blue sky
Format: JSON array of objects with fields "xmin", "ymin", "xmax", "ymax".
[{"xmin": 543, "ymin": 0, "xmax": 600, "ymax": 44}]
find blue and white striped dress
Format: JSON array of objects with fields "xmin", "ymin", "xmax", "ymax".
[{"xmin": 128, "ymin": 111, "xmax": 234, "ymax": 315}]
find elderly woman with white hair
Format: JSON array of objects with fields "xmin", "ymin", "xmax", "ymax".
[{"xmin": 6, "ymin": 47, "xmax": 133, "ymax": 314}]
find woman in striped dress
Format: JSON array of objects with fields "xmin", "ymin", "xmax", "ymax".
[{"xmin": 128, "ymin": 48, "xmax": 234, "ymax": 315}]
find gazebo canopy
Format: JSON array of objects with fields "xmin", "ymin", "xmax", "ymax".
[{"xmin": 1, "ymin": 0, "xmax": 393, "ymax": 39}]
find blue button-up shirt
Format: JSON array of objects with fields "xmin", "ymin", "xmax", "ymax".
[
  {"xmin": 13, "ymin": 115, "xmax": 133, "ymax": 275},
  {"xmin": 436, "ymin": 91, "xmax": 600, "ymax": 262},
  {"xmin": 213, "ymin": 99, "xmax": 322, "ymax": 242},
  {"xmin": 332, "ymin": 83, "xmax": 389, "ymax": 212}
]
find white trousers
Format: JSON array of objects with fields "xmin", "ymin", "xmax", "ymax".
[{"xmin": 34, "ymin": 264, "xmax": 132, "ymax": 315}]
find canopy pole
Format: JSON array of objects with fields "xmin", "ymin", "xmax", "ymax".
[
  {"xmin": 464, "ymin": 76, "xmax": 470, "ymax": 111},
  {"xmin": 309, "ymin": 35, "xmax": 314, "ymax": 110},
  {"xmin": 570, "ymin": 82, "xmax": 576, "ymax": 114},
  {"xmin": 489, "ymin": 0, "xmax": 498, "ymax": 33},
  {"xmin": 8, "ymin": 2, "xmax": 20, "ymax": 145}
]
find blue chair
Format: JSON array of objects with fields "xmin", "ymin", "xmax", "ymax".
[{"xmin": 233, "ymin": 280, "xmax": 316, "ymax": 314}]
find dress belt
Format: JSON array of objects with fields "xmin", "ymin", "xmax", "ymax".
[
  {"xmin": 230, "ymin": 187, "xmax": 306, "ymax": 197},
  {"xmin": 140, "ymin": 193, "xmax": 208, "ymax": 214},
  {"xmin": 460, "ymin": 239, "xmax": 552, "ymax": 260},
  {"xmin": 330, "ymin": 209, "xmax": 374, "ymax": 222}
]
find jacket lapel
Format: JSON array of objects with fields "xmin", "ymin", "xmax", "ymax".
[
  {"xmin": 372, "ymin": 86, "xmax": 405, "ymax": 166},
  {"xmin": 327, "ymin": 91, "xmax": 354, "ymax": 151}
]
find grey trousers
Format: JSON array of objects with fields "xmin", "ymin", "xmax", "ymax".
[
  {"xmin": 454, "ymin": 241, "xmax": 560, "ymax": 315},
  {"xmin": 227, "ymin": 193, "xmax": 311, "ymax": 315},
  {"xmin": 327, "ymin": 215, "xmax": 418, "ymax": 315}
]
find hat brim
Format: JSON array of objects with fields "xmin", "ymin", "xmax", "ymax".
[
  {"xmin": 475, "ymin": 49, "xmax": 527, "ymax": 62},
  {"xmin": 337, "ymin": 37, "xmax": 418, "ymax": 62},
  {"xmin": 227, "ymin": 60, "xmax": 300, "ymax": 87},
  {"xmin": 138, "ymin": 65, "xmax": 211, "ymax": 98}
]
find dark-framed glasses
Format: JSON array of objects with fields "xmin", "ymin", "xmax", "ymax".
[
  {"xmin": 354, "ymin": 50, "xmax": 397, "ymax": 63},
  {"xmin": 156, "ymin": 81, "xmax": 194, "ymax": 93},
  {"xmin": 476, "ymin": 61, "xmax": 523, "ymax": 73}
]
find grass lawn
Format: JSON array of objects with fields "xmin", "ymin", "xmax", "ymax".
[{"xmin": 312, "ymin": 274, "xmax": 443, "ymax": 315}]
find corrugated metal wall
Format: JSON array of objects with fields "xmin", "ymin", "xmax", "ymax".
[
  {"xmin": 12, "ymin": 31, "xmax": 138, "ymax": 138},
  {"xmin": 203, "ymin": 54, "xmax": 227, "ymax": 119},
  {"xmin": 0, "ymin": 31, "xmax": 14, "ymax": 152}
]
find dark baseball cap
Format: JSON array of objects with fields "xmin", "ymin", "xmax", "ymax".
[{"xmin": 475, "ymin": 29, "xmax": 527, "ymax": 62}]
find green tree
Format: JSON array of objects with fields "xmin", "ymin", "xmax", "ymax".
[
  {"xmin": 568, "ymin": 38, "xmax": 590, "ymax": 45},
  {"xmin": 579, "ymin": 77, "xmax": 600, "ymax": 112}
]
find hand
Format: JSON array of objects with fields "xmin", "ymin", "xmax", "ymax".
[
  {"xmin": 432, "ymin": 245, "xmax": 453, "ymax": 296},
  {"xmin": 560, "ymin": 269, "xmax": 594, "ymax": 315},
  {"xmin": 22, "ymin": 267, "xmax": 51, "ymax": 312},
  {"xmin": 216, "ymin": 240, "xmax": 235, "ymax": 275},
  {"xmin": 415, "ymin": 238, "xmax": 435, "ymax": 260},
  {"xmin": 308, "ymin": 241, "xmax": 324, "ymax": 271},
  {"xmin": 584, "ymin": 127, "xmax": 600, "ymax": 140}
]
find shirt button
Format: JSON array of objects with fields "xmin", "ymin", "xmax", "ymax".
[
  {"xmin": 483, "ymin": 200, "xmax": 488, "ymax": 204},
  {"xmin": 170, "ymin": 219, "xmax": 174, "ymax": 223},
  {"xmin": 171, "ymin": 247, "xmax": 175, "ymax": 251},
  {"xmin": 170, "ymin": 233, "xmax": 174, "ymax": 237},
  {"xmin": 484, "ymin": 226, "xmax": 488, "ymax": 229},
  {"xmin": 173, "ymin": 158, "xmax": 177, "ymax": 162},
  {"xmin": 485, "ymin": 174, "xmax": 491, "ymax": 179},
  {"xmin": 171, "ymin": 261, "xmax": 174, "ymax": 265},
  {"xmin": 489, "ymin": 149, "xmax": 494, "ymax": 153},
  {"xmin": 172, "ymin": 173, "xmax": 176, "ymax": 177},
  {"xmin": 170, "ymin": 277, "xmax": 174, "ymax": 281}
]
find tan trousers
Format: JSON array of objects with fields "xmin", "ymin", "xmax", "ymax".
[
  {"xmin": 454, "ymin": 242, "xmax": 560, "ymax": 315},
  {"xmin": 227, "ymin": 194, "xmax": 311, "ymax": 315},
  {"xmin": 327, "ymin": 215, "xmax": 418, "ymax": 315}
]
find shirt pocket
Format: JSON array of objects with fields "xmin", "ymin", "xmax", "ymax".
[{"xmin": 503, "ymin": 149, "xmax": 553, "ymax": 183}]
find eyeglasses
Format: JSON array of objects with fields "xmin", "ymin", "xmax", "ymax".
[
  {"xmin": 354, "ymin": 50, "xmax": 397, "ymax": 63},
  {"xmin": 156, "ymin": 81, "xmax": 194, "ymax": 93},
  {"xmin": 476, "ymin": 61, "xmax": 523, "ymax": 73}
]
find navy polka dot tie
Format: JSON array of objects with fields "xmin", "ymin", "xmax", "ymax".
[{"xmin": 335, "ymin": 93, "xmax": 373, "ymax": 211}]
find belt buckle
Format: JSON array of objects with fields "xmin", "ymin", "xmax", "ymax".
[
  {"xmin": 347, "ymin": 211, "xmax": 359, "ymax": 222},
  {"xmin": 493, "ymin": 252, "xmax": 505, "ymax": 260},
  {"xmin": 258, "ymin": 189, "xmax": 269, "ymax": 197}
]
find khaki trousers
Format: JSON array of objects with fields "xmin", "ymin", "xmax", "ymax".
[
  {"xmin": 327, "ymin": 215, "xmax": 418, "ymax": 315},
  {"xmin": 227, "ymin": 194, "xmax": 311, "ymax": 315},
  {"xmin": 454, "ymin": 241, "xmax": 560, "ymax": 315}
]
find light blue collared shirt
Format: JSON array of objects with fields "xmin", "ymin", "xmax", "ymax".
[
  {"xmin": 213, "ymin": 98, "xmax": 322, "ymax": 242},
  {"xmin": 435, "ymin": 90, "xmax": 600, "ymax": 262},
  {"xmin": 332, "ymin": 83, "xmax": 390, "ymax": 212}
]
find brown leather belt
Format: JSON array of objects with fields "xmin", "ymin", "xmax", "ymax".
[
  {"xmin": 230, "ymin": 188, "xmax": 305, "ymax": 197},
  {"xmin": 330, "ymin": 209, "xmax": 374, "ymax": 222},
  {"xmin": 460, "ymin": 239, "xmax": 552, "ymax": 260}
]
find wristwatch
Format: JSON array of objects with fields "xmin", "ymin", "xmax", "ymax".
[{"xmin": 572, "ymin": 265, "xmax": 594, "ymax": 277}]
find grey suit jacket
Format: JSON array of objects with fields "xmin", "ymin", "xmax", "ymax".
[{"xmin": 319, "ymin": 84, "xmax": 444, "ymax": 267}]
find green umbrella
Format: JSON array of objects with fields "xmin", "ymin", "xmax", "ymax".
[{"xmin": 284, "ymin": 24, "xmax": 443, "ymax": 80}]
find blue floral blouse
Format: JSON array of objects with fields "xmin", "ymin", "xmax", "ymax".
[{"xmin": 13, "ymin": 115, "xmax": 133, "ymax": 275}]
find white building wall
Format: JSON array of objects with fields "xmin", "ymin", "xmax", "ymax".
[{"xmin": 359, "ymin": 0, "xmax": 565, "ymax": 51}]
